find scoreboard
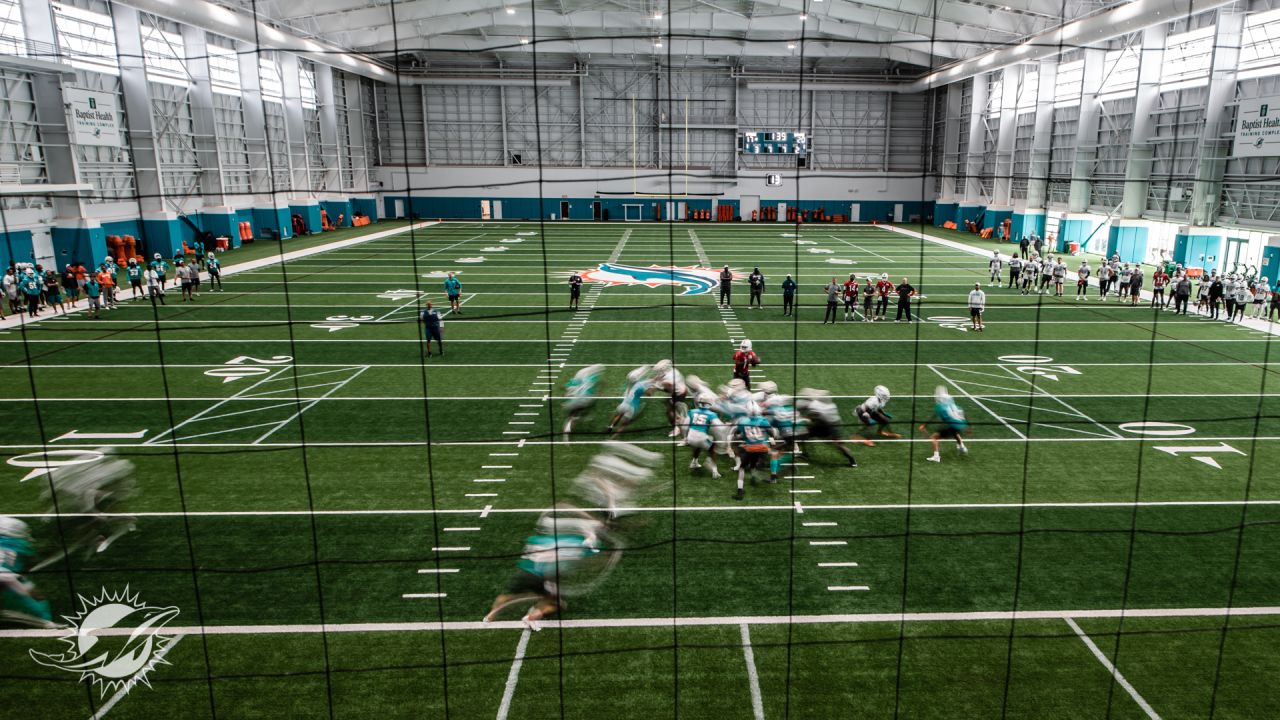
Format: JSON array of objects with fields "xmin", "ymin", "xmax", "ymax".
[{"xmin": 739, "ymin": 131, "xmax": 808, "ymax": 155}]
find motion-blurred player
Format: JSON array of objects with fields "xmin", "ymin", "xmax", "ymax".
[
  {"xmin": 685, "ymin": 393, "xmax": 724, "ymax": 478},
  {"xmin": 0, "ymin": 517, "xmax": 62, "ymax": 628},
  {"xmin": 924, "ymin": 386, "xmax": 969, "ymax": 463},
  {"xmin": 852, "ymin": 385, "xmax": 901, "ymax": 445},
  {"xmin": 563, "ymin": 364, "xmax": 604, "ymax": 440}
]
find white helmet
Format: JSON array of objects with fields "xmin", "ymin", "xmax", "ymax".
[
  {"xmin": 727, "ymin": 378, "xmax": 747, "ymax": 394},
  {"xmin": 154, "ymin": 253, "xmax": 161, "ymax": 259},
  {"xmin": 739, "ymin": 339, "xmax": 752, "ymax": 352},
  {"xmin": 935, "ymin": 385, "xmax": 952, "ymax": 404},
  {"xmin": 0, "ymin": 516, "xmax": 31, "ymax": 541},
  {"xmin": 880, "ymin": 273, "xmax": 888, "ymax": 280},
  {"xmin": 696, "ymin": 392, "xmax": 716, "ymax": 407},
  {"xmin": 758, "ymin": 380, "xmax": 778, "ymax": 396},
  {"xmin": 874, "ymin": 385, "xmax": 891, "ymax": 403},
  {"xmin": 626, "ymin": 365, "xmax": 652, "ymax": 384},
  {"xmin": 576, "ymin": 363, "xmax": 604, "ymax": 380},
  {"xmin": 653, "ymin": 359, "xmax": 672, "ymax": 375}
]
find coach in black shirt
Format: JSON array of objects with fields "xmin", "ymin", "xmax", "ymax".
[
  {"xmin": 895, "ymin": 277, "xmax": 916, "ymax": 322},
  {"xmin": 719, "ymin": 265, "xmax": 733, "ymax": 307}
]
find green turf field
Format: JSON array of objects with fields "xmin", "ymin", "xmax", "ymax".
[{"xmin": 1, "ymin": 220, "xmax": 1278, "ymax": 719}]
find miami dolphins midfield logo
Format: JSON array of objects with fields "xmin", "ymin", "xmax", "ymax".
[
  {"xmin": 577, "ymin": 263, "xmax": 738, "ymax": 296},
  {"xmin": 30, "ymin": 586, "xmax": 180, "ymax": 697}
]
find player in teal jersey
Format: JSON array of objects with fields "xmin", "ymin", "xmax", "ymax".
[
  {"xmin": 150, "ymin": 253, "xmax": 169, "ymax": 289},
  {"xmin": 733, "ymin": 410, "xmax": 777, "ymax": 500},
  {"xmin": 563, "ymin": 364, "xmax": 604, "ymax": 440},
  {"xmin": 763, "ymin": 388, "xmax": 805, "ymax": 479},
  {"xmin": 685, "ymin": 393, "xmax": 724, "ymax": 478},
  {"xmin": 126, "ymin": 258, "xmax": 144, "ymax": 300},
  {"xmin": 924, "ymin": 386, "xmax": 969, "ymax": 463},
  {"xmin": 0, "ymin": 517, "xmax": 61, "ymax": 628},
  {"xmin": 207, "ymin": 252, "xmax": 223, "ymax": 291},
  {"xmin": 607, "ymin": 366, "xmax": 652, "ymax": 437},
  {"xmin": 483, "ymin": 531, "xmax": 603, "ymax": 630}
]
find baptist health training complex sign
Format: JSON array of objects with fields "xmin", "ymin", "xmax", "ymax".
[
  {"xmin": 1234, "ymin": 95, "xmax": 1280, "ymax": 158},
  {"xmin": 64, "ymin": 88, "xmax": 121, "ymax": 148}
]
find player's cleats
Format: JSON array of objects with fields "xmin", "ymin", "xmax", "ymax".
[
  {"xmin": 733, "ymin": 489, "xmax": 745, "ymax": 500},
  {"xmin": 927, "ymin": 454, "xmax": 941, "ymax": 463}
]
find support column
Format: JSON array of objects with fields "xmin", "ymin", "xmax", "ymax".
[
  {"xmin": 278, "ymin": 53, "xmax": 311, "ymax": 201},
  {"xmin": 182, "ymin": 25, "xmax": 226, "ymax": 233},
  {"xmin": 111, "ymin": 4, "xmax": 181, "ymax": 256},
  {"xmin": 1190, "ymin": 3, "xmax": 1245, "ymax": 227},
  {"xmin": 236, "ymin": 41, "xmax": 269, "ymax": 197},
  {"xmin": 1067, "ymin": 49, "xmax": 1105, "ymax": 214},
  {"xmin": 1109, "ymin": 26, "xmax": 1168, "ymax": 262},
  {"xmin": 935, "ymin": 83, "xmax": 963, "ymax": 225},
  {"xmin": 989, "ymin": 66, "xmax": 1021, "ymax": 235},
  {"xmin": 959, "ymin": 73, "xmax": 991, "ymax": 225}
]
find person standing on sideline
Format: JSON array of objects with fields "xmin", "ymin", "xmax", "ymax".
[
  {"xmin": 875, "ymin": 273, "xmax": 893, "ymax": 320},
  {"xmin": 443, "ymin": 272, "xmax": 462, "ymax": 313},
  {"xmin": 842, "ymin": 274, "xmax": 858, "ymax": 321},
  {"xmin": 1018, "ymin": 235, "xmax": 1030, "ymax": 260},
  {"xmin": 1151, "ymin": 266, "xmax": 1169, "ymax": 308},
  {"xmin": 568, "ymin": 270, "xmax": 583, "ymax": 310},
  {"xmin": 207, "ymin": 252, "xmax": 222, "ymax": 291},
  {"xmin": 150, "ymin": 253, "xmax": 168, "ymax": 290},
  {"xmin": 126, "ymin": 259, "xmax": 143, "ymax": 300},
  {"xmin": 748, "ymin": 267, "xmax": 764, "ymax": 309},
  {"xmin": 1075, "ymin": 261, "xmax": 1091, "ymax": 300},
  {"xmin": 62, "ymin": 265, "xmax": 79, "ymax": 307},
  {"xmin": 719, "ymin": 265, "xmax": 733, "ymax": 307},
  {"xmin": 1173, "ymin": 274, "xmax": 1192, "ymax": 314},
  {"xmin": 178, "ymin": 261, "xmax": 195, "ymax": 302},
  {"xmin": 894, "ymin": 277, "xmax": 916, "ymax": 322},
  {"xmin": 144, "ymin": 265, "xmax": 165, "ymax": 306},
  {"xmin": 861, "ymin": 276, "xmax": 875, "ymax": 322},
  {"xmin": 1128, "ymin": 265, "xmax": 1143, "ymax": 306},
  {"xmin": 1253, "ymin": 280, "xmax": 1271, "ymax": 319},
  {"xmin": 418, "ymin": 301, "xmax": 444, "ymax": 357},
  {"xmin": 989, "ymin": 251, "xmax": 1003, "ymax": 287},
  {"xmin": 82, "ymin": 274, "xmax": 101, "ymax": 319},
  {"xmin": 1208, "ymin": 274, "xmax": 1224, "ymax": 319},
  {"xmin": 1008, "ymin": 254, "xmax": 1022, "ymax": 289},
  {"xmin": 781, "ymin": 274, "xmax": 796, "ymax": 316},
  {"xmin": 822, "ymin": 277, "xmax": 841, "ymax": 324},
  {"xmin": 1233, "ymin": 280, "xmax": 1250, "ymax": 322},
  {"xmin": 1270, "ymin": 282, "xmax": 1280, "ymax": 321},
  {"xmin": 968, "ymin": 283, "xmax": 986, "ymax": 332},
  {"xmin": 732, "ymin": 339, "xmax": 760, "ymax": 389}
]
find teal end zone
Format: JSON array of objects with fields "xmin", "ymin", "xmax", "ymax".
[
  {"xmin": 0, "ymin": 229, "xmax": 35, "ymax": 268},
  {"xmin": 253, "ymin": 206, "xmax": 292, "ymax": 240},
  {"xmin": 1106, "ymin": 225, "xmax": 1149, "ymax": 264},
  {"xmin": 934, "ymin": 202, "xmax": 957, "ymax": 226},
  {"xmin": 1057, "ymin": 217, "xmax": 1098, "ymax": 253},
  {"xmin": 51, "ymin": 225, "xmax": 106, "ymax": 267},
  {"xmin": 320, "ymin": 200, "xmax": 353, "ymax": 228},
  {"xmin": 1174, "ymin": 232, "xmax": 1225, "ymax": 274},
  {"xmin": 199, "ymin": 210, "xmax": 239, "ymax": 243},
  {"xmin": 1010, "ymin": 212, "xmax": 1045, "ymax": 243},
  {"xmin": 1261, "ymin": 246, "xmax": 1280, "ymax": 286},
  {"xmin": 288, "ymin": 204, "xmax": 321, "ymax": 235},
  {"xmin": 351, "ymin": 197, "xmax": 378, "ymax": 222}
]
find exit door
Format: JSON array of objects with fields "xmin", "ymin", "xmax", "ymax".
[
  {"xmin": 560, "ymin": 201, "xmax": 570, "ymax": 220},
  {"xmin": 593, "ymin": 201, "xmax": 602, "ymax": 221},
  {"xmin": 480, "ymin": 200, "xmax": 491, "ymax": 220},
  {"xmin": 1224, "ymin": 238, "xmax": 1248, "ymax": 273}
]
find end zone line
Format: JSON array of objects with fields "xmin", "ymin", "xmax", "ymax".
[
  {"xmin": 1065, "ymin": 618, "xmax": 1162, "ymax": 719},
  {"xmin": 5, "ymin": 607, "xmax": 1278, "ymax": 639}
]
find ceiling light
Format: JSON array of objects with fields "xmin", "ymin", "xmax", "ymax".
[
  {"xmin": 519, "ymin": 37, "xmax": 529, "ymax": 44},
  {"xmin": 505, "ymin": 6, "xmax": 515, "ymax": 14},
  {"xmin": 799, "ymin": 14, "xmax": 808, "ymax": 21},
  {"xmin": 654, "ymin": 40, "xmax": 663, "ymax": 47},
  {"xmin": 654, "ymin": 12, "xmax": 663, "ymax": 20},
  {"xmin": 788, "ymin": 43, "xmax": 796, "ymax": 49}
]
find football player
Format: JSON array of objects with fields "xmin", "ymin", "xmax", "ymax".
[
  {"xmin": 607, "ymin": 366, "xmax": 652, "ymax": 437},
  {"xmin": 686, "ymin": 393, "xmax": 724, "ymax": 478},
  {"xmin": 732, "ymin": 406, "xmax": 777, "ymax": 499},
  {"xmin": 924, "ymin": 386, "xmax": 969, "ymax": 462},
  {"xmin": 652, "ymin": 359, "xmax": 688, "ymax": 437},
  {"xmin": 563, "ymin": 364, "xmax": 605, "ymax": 440},
  {"xmin": 852, "ymin": 385, "xmax": 901, "ymax": 445},
  {"xmin": 795, "ymin": 389, "xmax": 859, "ymax": 468},
  {"xmin": 0, "ymin": 517, "xmax": 62, "ymax": 628}
]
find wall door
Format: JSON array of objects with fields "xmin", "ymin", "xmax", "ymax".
[
  {"xmin": 480, "ymin": 200, "xmax": 491, "ymax": 220},
  {"xmin": 893, "ymin": 203, "xmax": 904, "ymax": 222},
  {"xmin": 560, "ymin": 200, "xmax": 570, "ymax": 220},
  {"xmin": 849, "ymin": 203, "xmax": 860, "ymax": 222},
  {"xmin": 593, "ymin": 201, "xmax": 602, "ymax": 221},
  {"xmin": 776, "ymin": 203, "xmax": 787, "ymax": 222},
  {"xmin": 493, "ymin": 200, "xmax": 503, "ymax": 220},
  {"xmin": 393, "ymin": 199, "xmax": 405, "ymax": 218}
]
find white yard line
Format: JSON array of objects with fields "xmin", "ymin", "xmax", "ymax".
[
  {"xmin": 10, "ymin": 498, "xmax": 1278, "ymax": 520},
  {"xmin": 251, "ymin": 367, "xmax": 370, "ymax": 445},
  {"xmin": 1065, "ymin": 617, "xmax": 1163, "ymax": 720},
  {"xmin": 3, "ymin": 607, "xmax": 1276, "ymax": 640},
  {"xmin": 143, "ymin": 365, "xmax": 295, "ymax": 445},
  {"xmin": 739, "ymin": 624, "xmax": 766, "ymax": 720},
  {"xmin": 495, "ymin": 628, "xmax": 533, "ymax": 720},
  {"xmin": 88, "ymin": 634, "xmax": 183, "ymax": 720}
]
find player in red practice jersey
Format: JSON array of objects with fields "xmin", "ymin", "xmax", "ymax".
[
  {"xmin": 874, "ymin": 273, "xmax": 894, "ymax": 320},
  {"xmin": 733, "ymin": 339, "xmax": 760, "ymax": 390}
]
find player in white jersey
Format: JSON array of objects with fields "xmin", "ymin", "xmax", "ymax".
[
  {"xmin": 685, "ymin": 393, "xmax": 724, "ymax": 478},
  {"xmin": 989, "ymin": 251, "xmax": 1003, "ymax": 287},
  {"xmin": 1020, "ymin": 257, "xmax": 1039, "ymax": 295},
  {"xmin": 795, "ymin": 389, "xmax": 859, "ymax": 468},
  {"xmin": 651, "ymin": 359, "xmax": 688, "ymax": 437},
  {"xmin": 1076, "ymin": 261, "xmax": 1091, "ymax": 300},
  {"xmin": 563, "ymin": 364, "xmax": 604, "ymax": 440},
  {"xmin": 852, "ymin": 385, "xmax": 900, "ymax": 445},
  {"xmin": 1052, "ymin": 258, "xmax": 1068, "ymax": 296}
]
